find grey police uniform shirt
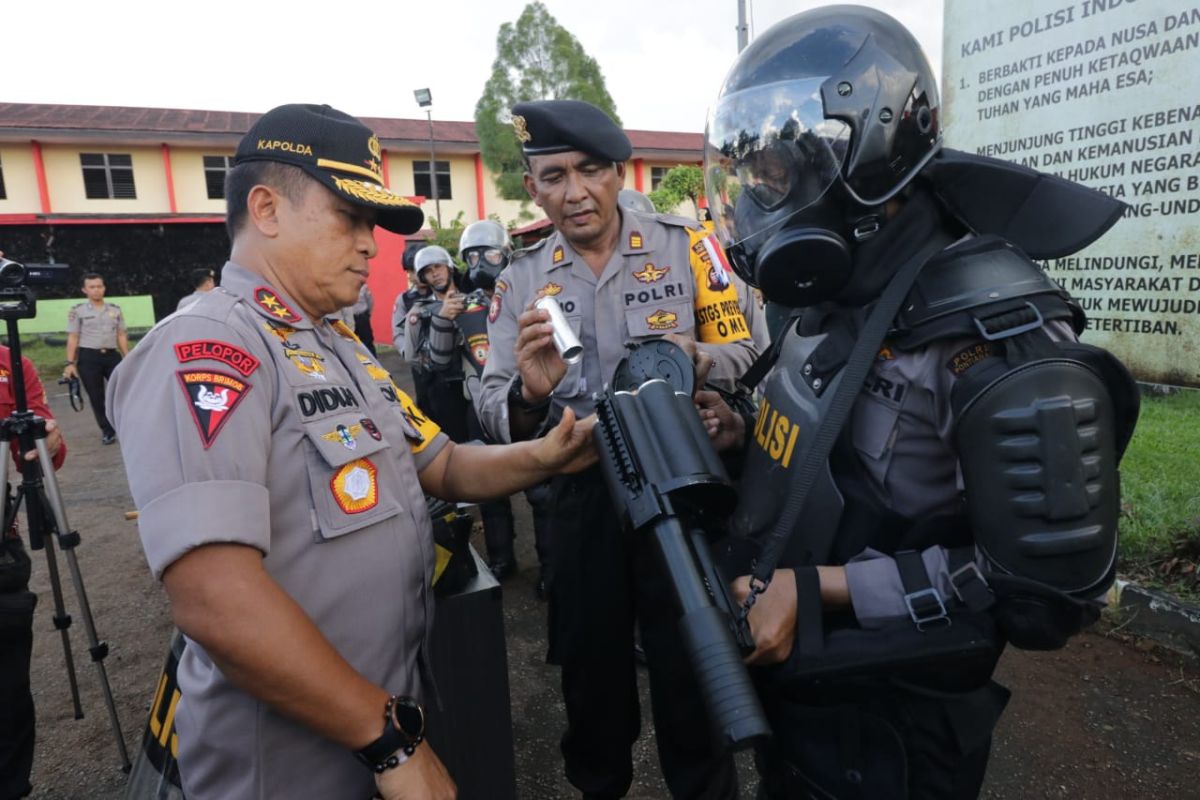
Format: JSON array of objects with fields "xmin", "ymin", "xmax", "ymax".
[
  {"xmin": 106, "ymin": 261, "xmax": 448, "ymax": 800},
  {"xmin": 67, "ymin": 301, "xmax": 125, "ymax": 349},
  {"xmin": 176, "ymin": 291, "xmax": 208, "ymax": 312},
  {"xmin": 839, "ymin": 320, "xmax": 1078, "ymax": 627},
  {"xmin": 478, "ymin": 208, "xmax": 759, "ymax": 442}
]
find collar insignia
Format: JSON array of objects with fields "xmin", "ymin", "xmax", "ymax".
[
  {"xmin": 512, "ymin": 115, "xmax": 531, "ymax": 143},
  {"xmin": 253, "ymin": 287, "xmax": 302, "ymax": 324},
  {"xmin": 629, "ymin": 231, "xmax": 644, "ymax": 249},
  {"xmin": 632, "ymin": 263, "xmax": 669, "ymax": 284},
  {"xmin": 552, "ymin": 245, "xmax": 565, "ymax": 264}
]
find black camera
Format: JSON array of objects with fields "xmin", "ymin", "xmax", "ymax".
[{"xmin": 0, "ymin": 257, "xmax": 71, "ymax": 288}]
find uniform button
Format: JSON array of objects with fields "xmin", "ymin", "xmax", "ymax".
[
  {"xmin": 803, "ymin": 363, "xmax": 812, "ymax": 376},
  {"xmin": 812, "ymin": 378, "xmax": 823, "ymax": 390}
]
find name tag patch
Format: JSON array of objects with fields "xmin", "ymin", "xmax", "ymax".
[
  {"xmin": 177, "ymin": 370, "xmax": 251, "ymax": 449},
  {"xmin": 330, "ymin": 458, "xmax": 379, "ymax": 514},
  {"xmin": 174, "ymin": 340, "xmax": 260, "ymax": 377}
]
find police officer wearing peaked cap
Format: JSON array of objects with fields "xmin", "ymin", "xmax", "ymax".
[
  {"xmin": 477, "ymin": 98, "xmax": 760, "ymax": 799},
  {"xmin": 106, "ymin": 102, "xmax": 597, "ymax": 800}
]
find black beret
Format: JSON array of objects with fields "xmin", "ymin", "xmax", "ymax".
[
  {"xmin": 510, "ymin": 100, "xmax": 632, "ymax": 162},
  {"xmin": 236, "ymin": 104, "xmax": 424, "ymax": 235}
]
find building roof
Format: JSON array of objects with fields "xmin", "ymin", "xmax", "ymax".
[{"xmin": 0, "ymin": 103, "xmax": 702, "ymax": 157}]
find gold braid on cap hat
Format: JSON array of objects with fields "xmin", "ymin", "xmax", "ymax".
[{"xmin": 332, "ymin": 177, "xmax": 416, "ymax": 207}]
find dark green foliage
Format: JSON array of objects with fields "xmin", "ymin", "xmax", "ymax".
[
  {"xmin": 474, "ymin": 2, "xmax": 620, "ymax": 200},
  {"xmin": 648, "ymin": 165, "xmax": 706, "ymax": 214}
]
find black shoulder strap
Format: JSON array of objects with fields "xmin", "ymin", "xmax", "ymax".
[
  {"xmin": 741, "ymin": 234, "xmax": 953, "ymax": 612},
  {"xmin": 737, "ymin": 308, "xmax": 802, "ymax": 393}
]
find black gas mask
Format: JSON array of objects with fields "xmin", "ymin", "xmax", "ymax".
[{"xmin": 463, "ymin": 247, "xmax": 508, "ymax": 292}]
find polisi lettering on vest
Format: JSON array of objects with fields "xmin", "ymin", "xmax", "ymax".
[
  {"xmin": 752, "ymin": 397, "xmax": 801, "ymax": 468},
  {"xmin": 299, "ymin": 386, "xmax": 359, "ymax": 417},
  {"xmin": 624, "ymin": 282, "xmax": 684, "ymax": 305}
]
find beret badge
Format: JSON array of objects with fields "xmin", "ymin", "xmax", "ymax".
[{"xmin": 511, "ymin": 115, "xmax": 532, "ymax": 143}]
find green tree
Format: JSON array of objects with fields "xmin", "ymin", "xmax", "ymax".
[
  {"xmin": 424, "ymin": 211, "xmax": 468, "ymax": 271},
  {"xmin": 648, "ymin": 165, "xmax": 705, "ymax": 215},
  {"xmin": 475, "ymin": 2, "xmax": 621, "ymax": 200}
]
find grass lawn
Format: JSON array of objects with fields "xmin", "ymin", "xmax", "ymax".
[{"xmin": 1117, "ymin": 388, "xmax": 1200, "ymax": 595}]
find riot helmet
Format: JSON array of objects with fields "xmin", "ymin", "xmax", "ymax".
[
  {"xmin": 458, "ymin": 220, "xmax": 512, "ymax": 292},
  {"xmin": 414, "ymin": 245, "xmax": 454, "ymax": 292},
  {"xmin": 704, "ymin": 5, "xmax": 940, "ymax": 306},
  {"xmin": 618, "ymin": 189, "xmax": 657, "ymax": 215}
]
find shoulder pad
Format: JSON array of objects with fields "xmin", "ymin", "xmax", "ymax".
[
  {"xmin": 108, "ymin": 302, "xmax": 121, "ymax": 309},
  {"xmin": 654, "ymin": 213, "xmax": 705, "ymax": 232},
  {"xmin": 70, "ymin": 302, "xmax": 86, "ymax": 309},
  {"xmin": 891, "ymin": 235, "xmax": 1082, "ymax": 350},
  {"xmin": 512, "ymin": 236, "xmax": 550, "ymax": 260}
]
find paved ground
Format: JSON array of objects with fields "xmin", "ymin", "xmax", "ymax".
[{"xmin": 16, "ymin": 350, "xmax": 1200, "ymax": 799}]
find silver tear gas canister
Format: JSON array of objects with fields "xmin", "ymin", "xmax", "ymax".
[{"xmin": 534, "ymin": 295, "xmax": 583, "ymax": 364}]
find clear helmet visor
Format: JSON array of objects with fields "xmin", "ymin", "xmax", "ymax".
[{"xmin": 704, "ymin": 78, "xmax": 850, "ymax": 254}]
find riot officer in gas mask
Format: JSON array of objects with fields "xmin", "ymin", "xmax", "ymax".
[{"xmin": 695, "ymin": 6, "xmax": 1140, "ymax": 798}]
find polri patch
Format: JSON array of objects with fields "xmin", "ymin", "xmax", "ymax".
[
  {"xmin": 176, "ymin": 370, "xmax": 251, "ymax": 449},
  {"xmin": 488, "ymin": 293, "xmax": 502, "ymax": 324},
  {"xmin": 330, "ymin": 458, "xmax": 379, "ymax": 514},
  {"xmin": 947, "ymin": 343, "xmax": 995, "ymax": 376},
  {"xmin": 174, "ymin": 340, "xmax": 260, "ymax": 377},
  {"xmin": 253, "ymin": 287, "xmax": 302, "ymax": 324}
]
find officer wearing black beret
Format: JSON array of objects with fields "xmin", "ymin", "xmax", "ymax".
[{"xmin": 477, "ymin": 99, "xmax": 759, "ymax": 798}]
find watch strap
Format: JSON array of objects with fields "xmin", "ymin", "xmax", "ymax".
[
  {"xmin": 354, "ymin": 695, "xmax": 423, "ymax": 774},
  {"xmin": 509, "ymin": 374, "xmax": 550, "ymax": 413}
]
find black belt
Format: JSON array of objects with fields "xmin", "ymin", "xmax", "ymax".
[{"xmin": 79, "ymin": 347, "xmax": 118, "ymax": 355}]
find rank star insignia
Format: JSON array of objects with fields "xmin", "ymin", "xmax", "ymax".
[
  {"xmin": 511, "ymin": 114, "xmax": 531, "ymax": 143},
  {"xmin": 330, "ymin": 458, "xmax": 379, "ymax": 514},
  {"xmin": 646, "ymin": 309, "xmax": 679, "ymax": 330},
  {"xmin": 253, "ymin": 287, "xmax": 302, "ymax": 324},
  {"xmin": 633, "ymin": 263, "xmax": 669, "ymax": 284},
  {"xmin": 538, "ymin": 282, "xmax": 563, "ymax": 297},
  {"xmin": 176, "ymin": 369, "xmax": 251, "ymax": 449},
  {"xmin": 629, "ymin": 231, "xmax": 644, "ymax": 249},
  {"xmin": 322, "ymin": 422, "xmax": 364, "ymax": 450}
]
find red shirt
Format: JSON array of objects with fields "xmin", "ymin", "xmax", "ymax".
[{"xmin": 0, "ymin": 346, "xmax": 67, "ymax": 470}]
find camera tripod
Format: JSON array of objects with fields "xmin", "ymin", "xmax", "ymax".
[{"xmin": 0, "ymin": 286, "xmax": 130, "ymax": 771}]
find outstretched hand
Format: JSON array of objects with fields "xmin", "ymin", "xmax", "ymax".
[{"xmin": 533, "ymin": 406, "xmax": 597, "ymax": 475}]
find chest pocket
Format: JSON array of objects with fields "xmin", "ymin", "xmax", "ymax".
[
  {"xmin": 623, "ymin": 299, "xmax": 695, "ymax": 341},
  {"xmin": 850, "ymin": 391, "xmax": 902, "ymax": 462},
  {"xmin": 301, "ymin": 414, "xmax": 403, "ymax": 540}
]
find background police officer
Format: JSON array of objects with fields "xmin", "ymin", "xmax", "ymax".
[
  {"xmin": 696, "ymin": 8, "xmax": 1139, "ymax": 798},
  {"xmin": 177, "ymin": 268, "xmax": 217, "ymax": 311},
  {"xmin": 477, "ymin": 99, "xmax": 759, "ymax": 799},
  {"xmin": 405, "ymin": 246, "xmax": 470, "ymax": 443},
  {"xmin": 63, "ymin": 272, "xmax": 127, "ymax": 444}
]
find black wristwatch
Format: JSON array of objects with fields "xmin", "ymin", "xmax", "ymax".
[
  {"xmin": 354, "ymin": 695, "xmax": 425, "ymax": 774},
  {"xmin": 508, "ymin": 374, "xmax": 551, "ymax": 413}
]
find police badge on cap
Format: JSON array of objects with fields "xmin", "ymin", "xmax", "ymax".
[{"xmin": 236, "ymin": 104, "xmax": 424, "ymax": 235}]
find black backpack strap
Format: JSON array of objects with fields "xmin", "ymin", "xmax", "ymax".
[{"xmin": 737, "ymin": 308, "xmax": 803, "ymax": 393}]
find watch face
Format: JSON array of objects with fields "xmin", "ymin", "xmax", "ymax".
[{"xmin": 391, "ymin": 696, "xmax": 425, "ymax": 741}]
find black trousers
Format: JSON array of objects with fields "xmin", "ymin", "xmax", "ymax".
[
  {"xmin": 754, "ymin": 678, "xmax": 1010, "ymax": 800},
  {"xmin": 546, "ymin": 468, "xmax": 737, "ymax": 799},
  {"xmin": 77, "ymin": 347, "xmax": 120, "ymax": 437},
  {"xmin": 353, "ymin": 312, "xmax": 376, "ymax": 356},
  {"xmin": 0, "ymin": 534, "xmax": 36, "ymax": 800}
]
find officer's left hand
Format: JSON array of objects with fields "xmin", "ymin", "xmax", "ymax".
[
  {"xmin": 23, "ymin": 419, "xmax": 63, "ymax": 463},
  {"xmin": 663, "ymin": 334, "xmax": 714, "ymax": 390},
  {"xmin": 731, "ymin": 569, "xmax": 798, "ymax": 666},
  {"xmin": 533, "ymin": 406, "xmax": 597, "ymax": 474}
]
